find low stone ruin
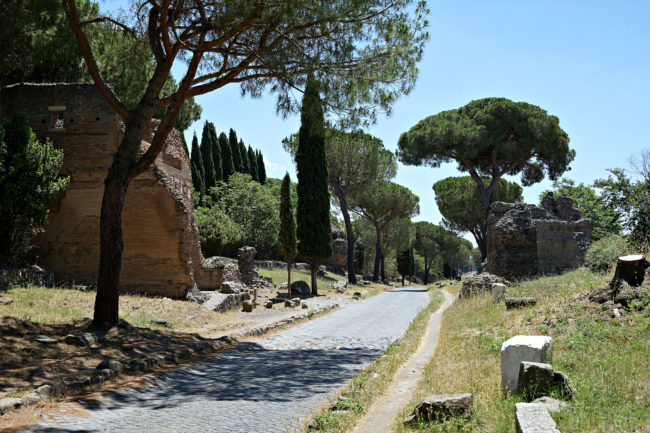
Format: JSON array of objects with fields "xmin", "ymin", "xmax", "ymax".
[
  {"xmin": 405, "ymin": 393, "xmax": 473, "ymax": 424},
  {"xmin": 460, "ymin": 273, "xmax": 511, "ymax": 298},
  {"xmin": 486, "ymin": 194, "xmax": 593, "ymax": 279}
]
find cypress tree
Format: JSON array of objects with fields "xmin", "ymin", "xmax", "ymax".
[
  {"xmin": 239, "ymin": 139, "xmax": 250, "ymax": 175},
  {"xmin": 219, "ymin": 132, "xmax": 234, "ymax": 181},
  {"xmin": 180, "ymin": 134, "xmax": 189, "ymax": 157},
  {"xmin": 208, "ymin": 122, "xmax": 223, "ymax": 182},
  {"xmin": 295, "ymin": 74, "xmax": 332, "ymax": 295},
  {"xmin": 397, "ymin": 249, "xmax": 410, "ymax": 286},
  {"xmin": 248, "ymin": 145, "xmax": 258, "ymax": 181},
  {"xmin": 200, "ymin": 121, "xmax": 217, "ymax": 190},
  {"xmin": 256, "ymin": 150, "xmax": 267, "ymax": 185},
  {"xmin": 278, "ymin": 172, "xmax": 297, "ymax": 299},
  {"xmin": 229, "ymin": 128, "xmax": 243, "ymax": 172},
  {"xmin": 189, "ymin": 133, "xmax": 206, "ymax": 194}
]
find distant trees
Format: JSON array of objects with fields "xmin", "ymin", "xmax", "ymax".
[
  {"xmin": 0, "ymin": 113, "xmax": 70, "ymax": 261},
  {"xmin": 413, "ymin": 222, "xmax": 441, "ymax": 284},
  {"xmin": 350, "ymin": 181, "xmax": 420, "ymax": 281},
  {"xmin": 434, "ymin": 176, "xmax": 522, "ymax": 261},
  {"xmin": 189, "ymin": 134, "xmax": 206, "ymax": 195},
  {"xmin": 397, "ymin": 247, "xmax": 415, "ymax": 285},
  {"xmin": 278, "ymin": 173, "xmax": 297, "ymax": 298},
  {"xmin": 296, "ymin": 75, "xmax": 332, "ymax": 295},
  {"xmin": 398, "ymin": 97, "xmax": 574, "ymax": 218}
]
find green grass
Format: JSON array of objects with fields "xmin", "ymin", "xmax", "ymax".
[
  {"xmin": 394, "ymin": 269, "xmax": 650, "ymax": 433},
  {"xmin": 304, "ymin": 288, "xmax": 445, "ymax": 433}
]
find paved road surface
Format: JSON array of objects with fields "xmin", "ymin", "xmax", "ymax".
[{"xmin": 25, "ymin": 288, "xmax": 430, "ymax": 433}]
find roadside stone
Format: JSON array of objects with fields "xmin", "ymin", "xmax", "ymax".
[
  {"xmin": 72, "ymin": 285, "xmax": 88, "ymax": 291},
  {"xmin": 51, "ymin": 380, "xmax": 66, "ymax": 397},
  {"xmin": 291, "ymin": 297, "xmax": 302, "ymax": 308},
  {"xmin": 64, "ymin": 331, "xmax": 98, "ymax": 347},
  {"xmin": 23, "ymin": 392, "xmax": 42, "ymax": 406},
  {"xmin": 221, "ymin": 280, "xmax": 246, "ymax": 294},
  {"xmin": 34, "ymin": 335, "xmax": 59, "ymax": 344},
  {"xmin": 352, "ymin": 296, "xmax": 360, "ymax": 300},
  {"xmin": 96, "ymin": 359, "xmax": 125, "ymax": 375},
  {"xmin": 264, "ymin": 300, "xmax": 273, "ymax": 309},
  {"xmin": 202, "ymin": 292, "xmax": 250, "ymax": 313},
  {"xmin": 332, "ymin": 280, "xmax": 347, "ymax": 292},
  {"xmin": 0, "ymin": 397, "xmax": 25, "ymax": 415},
  {"xmin": 505, "ymin": 297, "xmax": 537, "ymax": 310},
  {"xmin": 291, "ymin": 281, "xmax": 311, "ymax": 297},
  {"xmin": 515, "ymin": 402, "xmax": 561, "ymax": 433},
  {"xmin": 150, "ymin": 318, "xmax": 172, "ymax": 328},
  {"xmin": 531, "ymin": 396, "xmax": 571, "ymax": 413},
  {"xmin": 285, "ymin": 300, "xmax": 293, "ymax": 308},
  {"xmin": 460, "ymin": 273, "xmax": 510, "ymax": 298},
  {"xmin": 517, "ymin": 361, "xmax": 554, "ymax": 398},
  {"xmin": 66, "ymin": 376, "xmax": 91, "ymax": 390},
  {"xmin": 35, "ymin": 384, "xmax": 52, "ymax": 399},
  {"xmin": 242, "ymin": 300, "xmax": 254, "ymax": 312},
  {"xmin": 0, "ymin": 296, "xmax": 13, "ymax": 305},
  {"xmin": 408, "ymin": 393, "xmax": 473, "ymax": 422},
  {"xmin": 501, "ymin": 336, "xmax": 553, "ymax": 395},
  {"xmin": 353, "ymin": 291, "xmax": 362, "ymax": 297},
  {"xmin": 302, "ymin": 303, "xmax": 308, "ymax": 309},
  {"xmin": 492, "ymin": 283, "xmax": 507, "ymax": 302}
]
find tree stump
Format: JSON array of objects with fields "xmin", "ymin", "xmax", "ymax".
[{"xmin": 613, "ymin": 255, "xmax": 649, "ymax": 287}]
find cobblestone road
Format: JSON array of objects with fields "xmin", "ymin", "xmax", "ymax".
[{"xmin": 25, "ymin": 289, "xmax": 430, "ymax": 433}]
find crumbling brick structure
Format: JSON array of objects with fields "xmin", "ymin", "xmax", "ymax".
[
  {"xmin": 0, "ymin": 83, "xmax": 219, "ymax": 297},
  {"xmin": 486, "ymin": 194, "xmax": 593, "ymax": 279}
]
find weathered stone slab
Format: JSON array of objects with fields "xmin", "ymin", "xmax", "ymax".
[
  {"xmin": 34, "ymin": 335, "xmax": 59, "ymax": 344},
  {"xmin": 460, "ymin": 273, "xmax": 510, "ymax": 298},
  {"xmin": 407, "ymin": 393, "xmax": 472, "ymax": 423},
  {"xmin": 23, "ymin": 392, "xmax": 41, "ymax": 406},
  {"xmin": 96, "ymin": 359, "xmax": 125, "ymax": 375},
  {"xmin": 150, "ymin": 318, "xmax": 172, "ymax": 328},
  {"xmin": 530, "ymin": 396, "xmax": 571, "ymax": 413},
  {"xmin": 332, "ymin": 280, "xmax": 347, "ymax": 292},
  {"xmin": 0, "ymin": 297, "xmax": 13, "ymax": 305},
  {"xmin": 501, "ymin": 336, "xmax": 552, "ymax": 395},
  {"xmin": 221, "ymin": 280, "xmax": 246, "ymax": 294},
  {"xmin": 202, "ymin": 292, "xmax": 250, "ymax": 313},
  {"xmin": 0, "ymin": 398, "xmax": 25, "ymax": 415},
  {"xmin": 506, "ymin": 297, "xmax": 537, "ymax": 310},
  {"xmin": 291, "ymin": 280, "xmax": 311, "ymax": 297},
  {"xmin": 492, "ymin": 283, "xmax": 507, "ymax": 302},
  {"xmin": 64, "ymin": 331, "xmax": 99, "ymax": 347},
  {"xmin": 515, "ymin": 402, "xmax": 561, "ymax": 433}
]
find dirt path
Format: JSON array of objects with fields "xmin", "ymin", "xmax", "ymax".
[{"xmin": 352, "ymin": 289, "xmax": 456, "ymax": 433}]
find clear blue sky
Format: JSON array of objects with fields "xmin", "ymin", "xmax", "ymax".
[{"xmin": 101, "ymin": 1, "xmax": 650, "ymax": 245}]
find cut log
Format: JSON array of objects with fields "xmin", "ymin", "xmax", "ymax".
[{"xmin": 613, "ymin": 255, "xmax": 649, "ymax": 287}]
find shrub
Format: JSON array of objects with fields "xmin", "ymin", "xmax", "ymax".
[
  {"xmin": 0, "ymin": 112, "xmax": 69, "ymax": 261},
  {"xmin": 194, "ymin": 206, "xmax": 240, "ymax": 257},
  {"xmin": 584, "ymin": 234, "xmax": 629, "ymax": 273}
]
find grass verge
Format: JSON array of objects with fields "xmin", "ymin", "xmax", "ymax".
[
  {"xmin": 304, "ymin": 286, "xmax": 446, "ymax": 433},
  {"xmin": 394, "ymin": 268, "xmax": 650, "ymax": 433}
]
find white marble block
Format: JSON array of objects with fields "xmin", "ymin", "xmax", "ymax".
[{"xmin": 501, "ymin": 335, "xmax": 553, "ymax": 395}]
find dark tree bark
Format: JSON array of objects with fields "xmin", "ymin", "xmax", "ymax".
[
  {"xmin": 373, "ymin": 227, "xmax": 382, "ymax": 282},
  {"xmin": 310, "ymin": 263, "xmax": 318, "ymax": 295},
  {"xmin": 337, "ymin": 190, "xmax": 357, "ymax": 284}
]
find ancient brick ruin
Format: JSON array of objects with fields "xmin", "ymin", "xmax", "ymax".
[
  {"xmin": 0, "ymin": 83, "xmax": 219, "ymax": 297},
  {"xmin": 486, "ymin": 194, "xmax": 593, "ymax": 279}
]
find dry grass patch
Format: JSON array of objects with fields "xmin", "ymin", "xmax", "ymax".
[{"xmin": 395, "ymin": 269, "xmax": 650, "ymax": 433}]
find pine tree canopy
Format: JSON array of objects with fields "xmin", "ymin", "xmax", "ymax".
[{"xmin": 296, "ymin": 74, "xmax": 332, "ymax": 263}]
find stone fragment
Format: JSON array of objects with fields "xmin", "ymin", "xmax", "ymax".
[
  {"xmin": 72, "ymin": 284, "xmax": 88, "ymax": 291},
  {"xmin": 492, "ymin": 283, "xmax": 507, "ymax": 302},
  {"xmin": 332, "ymin": 280, "xmax": 347, "ymax": 292},
  {"xmin": 242, "ymin": 300, "xmax": 254, "ymax": 312},
  {"xmin": 64, "ymin": 331, "xmax": 99, "ymax": 347},
  {"xmin": 23, "ymin": 392, "xmax": 41, "ymax": 406},
  {"xmin": 221, "ymin": 280, "xmax": 246, "ymax": 294},
  {"xmin": 353, "ymin": 291, "xmax": 362, "ymax": 297},
  {"xmin": 352, "ymin": 296, "xmax": 360, "ymax": 300},
  {"xmin": 515, "ymin": 402, "xmax": 561, "ymax": 433},
  {"xmin": 517, "ymin": 361, "xmax": 555, "ymax": 398},
  {"xmin": 96, "ymin": 359, "xmax": 125, "ymax": 375},
  {"xmin": 0, "ymin": 297, "xmax": 13, "ymax": 305},
  {"xmin": 302, "ymin": 303, "xmax": 308, "ymax": 309},
  {"xmin": 238, "ymin": 246, "xmax": 258, "ymax": 285},
  {"xmin": 150, "ymin": 318, "xmax": 172, "ymax": 328},
  {"xmin": 505, "ymin": 297, "xmax": 537, "ymax": 310},
  {"xmin": 0, "ymin": 398, "xmax": 25, "ymax": 415},
  {"xmin": 202, "ymin": 292, "xmax": 250, "ymax": 313},
  {"xmin": 409, "ymin": 393, "xmax": 473, "ymax": 422},
  {"xmin": 291, "ymin": 297, "xmax": 302, "ymax": 308},
  {"xmin": 291, "ymin": 280, "xmax": 311, "ymax": 297},
  {"xmin": 34, "ymin": 335, "xmax": 59, "ymax": 344},
  {"xmin": 530, "ymin": 396, "xmax": 571, "ymax": 413},
  {"xmin": 51, "ymin": 381, "xmax": 66, "ymax": 397},
  {"xmin": 501, "ymin": 336, "xmax": 552, "ymax": 395},
  {"xmin": 460, "ymin": 273, "xmax": 510, "ymax": 298},
  {"xmin": 35, "ymin": 384, "xmax": 52, "ymax": 399},
  {"xmin": 264, "ymin": 300, "xmax": 273, "ymax": 309},
  {"xmin": 284, "ymin": 300, "xmax": 293, "ymax": 308}
]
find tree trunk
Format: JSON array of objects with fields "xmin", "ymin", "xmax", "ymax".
[
  {"xmin": 612, "ymin": 255, "xmax": 649, "ymax": 287},
  {"xmin": 380, "ymin": 251, "xmax": 386, "ymax": 282},
  {"xmin": 311, "ymin": 263, "xmax": 318, "ymax": 295},
  {"xmin": 337, "ymin": 191, "xmax": 357, "ymax": 284},
  {"xmin": 287, "ymin": 263, "xmax": 292, "ymax": 299},
  {"xmin": 423, "ymin": 252, "xmax": 429, "ymax": 284},
  {"xmin": 401, "ymin": 276, "xmax": 404, "ymax": 286},
  {"xmin": 92, "ymin": 175, "xmax": 128, "ymax": 327},
  {"xmin": 373, "ymin": 228, "xmax": 382, "ymax": 282}
]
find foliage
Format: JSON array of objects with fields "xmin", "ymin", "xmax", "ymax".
[
  {"xmin": 296, "ymin": 74, "xmax": 332, "ymax": 272},
  {"xmin": 413, "ymin": 221, "xmax": 441, "ymax": 283},
  {"xmin": 257, "ymin": 151, "xmax": 267, "ymax": 185},
  {"xmin": 208, "ymin": 123, "xmax": 223, "ymax": 183},
  {"xmin": 193, "ymin": 205, "xmax": 240, "ymax": 257},
  {"xmin": 540, "ymin": 178, "xmax": 621, "ymax": 241},
  {"xmin": 200, "ymin": 122, "xmax": 217, "ymax": 190},
  {"xmin": 278, "ymin": 173, "xmax": 297, "ymax": 265},
  {"xmin": 584, "ymin": 234, "xmax": 629, "ymax": 273},
  {"xmin": 229, "ymin": 129, "xmax": 243, "ymax": 173},
  {"xmin": 189, "ymin": 133, "xmax": 206, "ymax": 195},
  {"xmin": 434, "ymin": 176, "xmax": 522, "ymax": 259},
  {"xmin": 248, "ymin": 146, "xmax": 258, "ymax": 182},
  {"xmin": 0, "ymin": 113, "xmax": 70, "ymax": 261},
  {"xmin": 239, "ymin": 139, "xmax": 250, "ymax": 175},
  {"xmin": 219, "ymin": 132, "xmax": 235, "ymax": 181},
  {"xmin": 397, "ymin": 248, "xmax": 415, "ymax": 282},
  {"xmin": 398, "ymin": 97, "xmax": 574, "ymax": 212}
]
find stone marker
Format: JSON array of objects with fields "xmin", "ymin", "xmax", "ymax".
[
  {"xmin": 515, "ymin": 402, "xmax": 561, "ymax": 433},
  {"xmin": 0, "ymin": 297, "xmax": 13, "ymax": 305},
  {"xmin": 0, "ymin": 397, "xmax": 25, "ymax": 415},
  {"xmin": 505, "ymin": 297, "xmax": 537, "ymax": 310},
  {"xmin": 405, "ymin": 393, "xmax": 473, "ymax": 423},
  {"xmin": 517, "ymin": 361, "xmax": 574, "ymax": 400},
  {"xmin": 501, "ymin": 336, "xmax": 552, "ymax": 395},
  {"xmin": 242, "ymin": 300, "xmax": 253, "ymax": 312},
  {"xmin": 492, "ymin": 283, "xmax": 507, "ymax": 302}
]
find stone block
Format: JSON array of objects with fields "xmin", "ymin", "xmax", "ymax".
[
  {"xmin": 515, "ymin": 403, "xmax": 561, "ymax": 433},
  {"xmin": 64, "ymin": 331, "xmax": 99, "ymax": 347},
  {"xmin": 492, "ymin": 283, "xmax": 507, "ymax": 302},
  {"xmin": 22, "ymin": 392, "xmax": 41, "ymax": 406},
  {"xmin": 408, "ymin": 393, "xmax": 472, "ymax": 422},
  {"xmin": 242, "ymin": 300, "xmax": 253, "ymax": 312},
  {"xmin": 221, "ymin": 280, "xmax": 246, "ymax": 294},
  {"xmin": 0, "ymin": 398, "xmax": 25, "ymax": 415},
  {"xmin": 505, "ymin": 297, "xmax": 537, "ymax": 310},
  {"xmin": 264, "ymin": 300, "xmax": 273, "ymax": 309},
  {"xmin": 501, "ymin": 336, "xmax": 552, "ymax": 395}
]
